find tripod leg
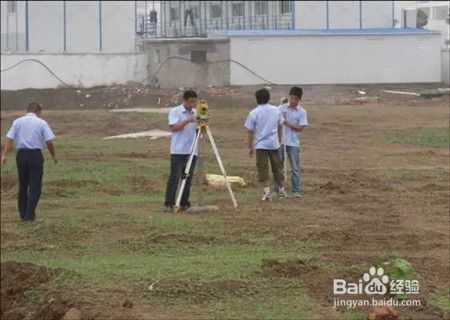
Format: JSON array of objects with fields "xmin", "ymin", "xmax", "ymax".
[
  {"xmin": 283, "ymin": 126, "xmax": 287, "ymax": 183},
  {"xmin": 205, "ymin": 127, "xmax": 239, "ymax": 211},
  {"xmin": 175, "ymin": 129, "xmax": 201, "ymax": 212}
]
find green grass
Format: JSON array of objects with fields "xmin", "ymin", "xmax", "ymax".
[
  {"xmin": 2, "ymin": 105, "xmax": 448, "ymax": 319},
  {"xmin": 428, "ymin": 290, "xmax": 450, "ymax": 311},
  {"xmin": 386, "ymin": 128, "xmax": 449, "ymax": 146}
]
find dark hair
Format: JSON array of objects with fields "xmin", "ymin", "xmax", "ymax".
[
  {"xmin": 289, "ymin": 86, "xmax": 303, "ymax": 99},
  {"xmin": 255, "ymin": 88, "xmax": 270, "ymax": 105},
  {"xmin": 183, "ymin": 90, "xmax": 197, "ymax": 100},
  {"xmin": 27, "ymin": 102, "xmax": 42, "ymax": 113}
]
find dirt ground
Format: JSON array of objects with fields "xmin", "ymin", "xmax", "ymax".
[{"xmin": 1, "ymin": 83, "xmax": 449, "ymax": 320}]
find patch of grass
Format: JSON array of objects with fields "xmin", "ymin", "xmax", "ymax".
[
  {"xmin": 348, "ymin": 310, "xmax": 366, "ymax": 320},
  {"xmin": 428, "ymin": 290, "xmax": 450, "ymax": 311},
  {"xmin": 387, "ymin": 169, "xmax": 418, "ymax": 181},
  {"xmin": 386, "ymin": 128, "xmax": 449, "ymax": 146}
]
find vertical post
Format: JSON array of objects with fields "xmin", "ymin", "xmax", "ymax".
[
  {"xmin": 199, "ymin": 0, "xmax": 203, "ymax": 35},
  {"xmin": 134, "ymin": 0, "xmax": 137, "ymax": 46},
  {"xmin": 392, "ymin": 0, "xmax": 395, "ymax": 28},
  {"xmin": 15, "ymin": 8, "xmax": 19, "ymax": 51},
  {"xmin": 242, "ymin": 0, "xmax": 245, "ymax": 29},
  {"xmin": 291, "ymin": 0, "xmax": 295, "ymax": 29},
  {"xmin": 203, "ymin": 1, "xmax": 207, "ymax": 33},
  {"xmin": 249, "ymin": 0, "xmax": 252, "ymax": 29},
  {"xmin": 25, "ymin": 0, "xmax": 29, "ymax": 51},
  {"xmin": 6, "ymin": 14, "xmax": 9, "ymax": 51},
  {"xmin": 163, "ymin": 1, "xmax": 166, "ymax": 37},
  {"xmin": 63, "ymin": 1, "xmax": 67, "ymax": 51},
  {"xmin": 359, "ymin": 0, "xmax": 362, "ymax": 30},
  {"xmin": 179, "ymin": 1, "xmax": 182, "ymax": 36},
  {"xmin": 99, "ymin": 0, "xmax": 103, "ymax": 51},
  {"xmin": 182, "ymin": 0, "xmax": 185, "ymax": 36},
  {"xmin": 274, "ymin": 0, "xmax": 277, "ymax": 29},
  {"xmin": 145, "ymin": 0, "xmax": 148, "ymax": 36},
  {"xmin": 226, "ymin": 0, "xmax": 229, "ymax": 30},
  {"xmin": 326, "ymin": 1, "xmax": 329, "ymax": 30}
]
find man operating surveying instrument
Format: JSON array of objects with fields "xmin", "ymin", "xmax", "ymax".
[{"xmin": 173, "ymin": 99, "xmax": 238, "ymax": 213}]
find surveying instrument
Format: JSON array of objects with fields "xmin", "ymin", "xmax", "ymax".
[{"xmin": 174, "ymin": 100, "xmax": 239, "ymax": 213}]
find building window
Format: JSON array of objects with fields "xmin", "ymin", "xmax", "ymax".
[
  {"xmin": 255, "ymin": 1, "xmax": 268, "ymax": 15},
  {"xmin": 232, "ymin": 2, "xmax": 244, "ymax": 17},
  {"xmin": 210, "ymin": 3, "xmax": 222, "ymax": 18},
  {"xmin": 170, "ymin": 7, "xmax": 179, "ymax": 21},
  {"xmin": 7, "ymin": 1, "xmax": 17, "ymax": 14},
  {"xmin": 280, "ymin": 1, "xmax": 291, "ymax": 14}
]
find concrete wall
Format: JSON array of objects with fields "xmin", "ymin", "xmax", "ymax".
[
  {"xmin": 0, "ymin": 53, "xmax": 147, "ymax": 90},
  {"xmin": 228, "ymin": 31, "xmax": 442, "ymax": 85},
  {"xmin": 442, "ymin": 49, "xmax": 450, "ymax": 85},
  {"xmin": 142, "ymin": 38, "xmax": 230, "ymax": 87},
  {"xmin": 0, "ymin": 0, "xmax": 136, "ymax": 53}
]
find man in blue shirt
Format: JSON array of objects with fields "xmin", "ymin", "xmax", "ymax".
[
  {"xmin": 164, "ymin": 90, "xmax": 198, "ymax": 212},
  {"xmin": 278, "ymin": 87, "xmax": 308, "ymax": 198},
  {"xmin": 1, "ymin": 103, "xmax": 57, "ymax": 221},
  {"xmin": 245, "ymin": 88, "xmax": 286, "ymax": 201}
]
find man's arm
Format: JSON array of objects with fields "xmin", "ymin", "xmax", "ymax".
[
  {"xmin": 278, "ymin": 125, "xmax": 283, "ymax": 143},
  {"xmin": 170, "ymin": 115, "xmax": 196, "ymax": 132},
  {"xmin": 283, "ymin": 121, "xmax": 306, "ymax": 132},
  {"xmin": 1, "ymin": 138, "xmax": 14, "ymax": 165},
  {"xmin": 247, "ymin": 129, "xmax": 254, "ymax": 157},
  {"xmin": 46, "ymin": 140, "xmax": 57, "ymax": 163}
]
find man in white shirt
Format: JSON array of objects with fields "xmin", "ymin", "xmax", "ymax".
[
  {"xmin": 1, "ymin": 103, "xmax": 57, "ymax": 221},
  {"xmin": 277, "ymin": 87, "xmax": 308, "ymax": 198},
  {"xmin": 164, "ymin": 90, "xmax": 198, "ymax": 212},
  {"xmin": 245, "ymin": 88, "xmax": 286, "ymax": 201}
]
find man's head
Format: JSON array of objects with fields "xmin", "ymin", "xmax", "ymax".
[
  {"xmin": 289, "ymin": 86, "xmax": 303, "ymax": 107},
  {"xmin": 27, "ymin": 102, "xmax": 42, "ymax": 115},
  {"xmin": 183, "ymin": 90, "xmax": 198, "ymax": 110},
  {"xmin": 255, "ymin": 88, "xmax": 270, "ymax": 105}
]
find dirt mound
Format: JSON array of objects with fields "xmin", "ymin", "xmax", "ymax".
[
  {"xmin": 261, "ymin": 258, "xmax": 319, "ymax": 278},
  {"xmin": 128, "ymin": 176, "xmax": 158, "ymax": 193},
  {"xmin": 30, "ymin": 291, "xmax": 78, "ymax": 320},
  {"xmin": 1, "ymin": 261, "xmax": 60, "ymax": 319}
]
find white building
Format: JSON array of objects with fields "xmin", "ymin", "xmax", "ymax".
[
  {"xmin": 1, "ymin": 1, "xmax": 137, "ymax": 52},
  {"xmin": 158, "ymin": 1, "xmax": 405, "ymax": 37}
]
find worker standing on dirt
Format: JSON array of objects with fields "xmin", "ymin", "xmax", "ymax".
[
  {"xmin": 275, "ymin": 87, "xmax": 308, "ymax": 198},
  {"xmin": 163, "ymin": 90, "xmax": 198, "ymax": 212},
  {"xmin": 245, "ymin": 88, "xmax": 287, "ymax": 201},
  {"xmin": 1, "ymin": 103, "xmax": 57, "ymax": 222}
]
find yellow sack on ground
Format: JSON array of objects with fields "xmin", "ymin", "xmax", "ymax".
[{"xmin": 205, "ymin": 174, "xmax": 246, "ymax": 188}]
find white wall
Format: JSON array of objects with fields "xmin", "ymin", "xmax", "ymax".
[
  {"xmin": 295, "ymin": 1, "xmax": 327, "ymax": 29},
  {"xmin": 361, "ymin": 1, "xmax": 393, "ymax": 28},
  {"xmin": 1, "ymin": 53, "xmax": 147, "ymax": 90},
  {"xmin": 229, "ymin": 32, "xmax": 442, "ymax": 85},
  {"xmin": 329, "ymin": 1, "xmax": 360, "ymax": 29}
]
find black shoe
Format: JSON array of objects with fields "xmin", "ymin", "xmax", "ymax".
[{"xmin": 163, "ymin": 205, "xmax": 173, "ymax": 213}]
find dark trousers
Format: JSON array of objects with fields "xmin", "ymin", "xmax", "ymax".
[
  {"xmin": 164, "ymin": 154, "xmax": 197, "ymax": 208},
  {"xmin": 16, "ymin": 149, "xmax": 44, "ymax": 221}
]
